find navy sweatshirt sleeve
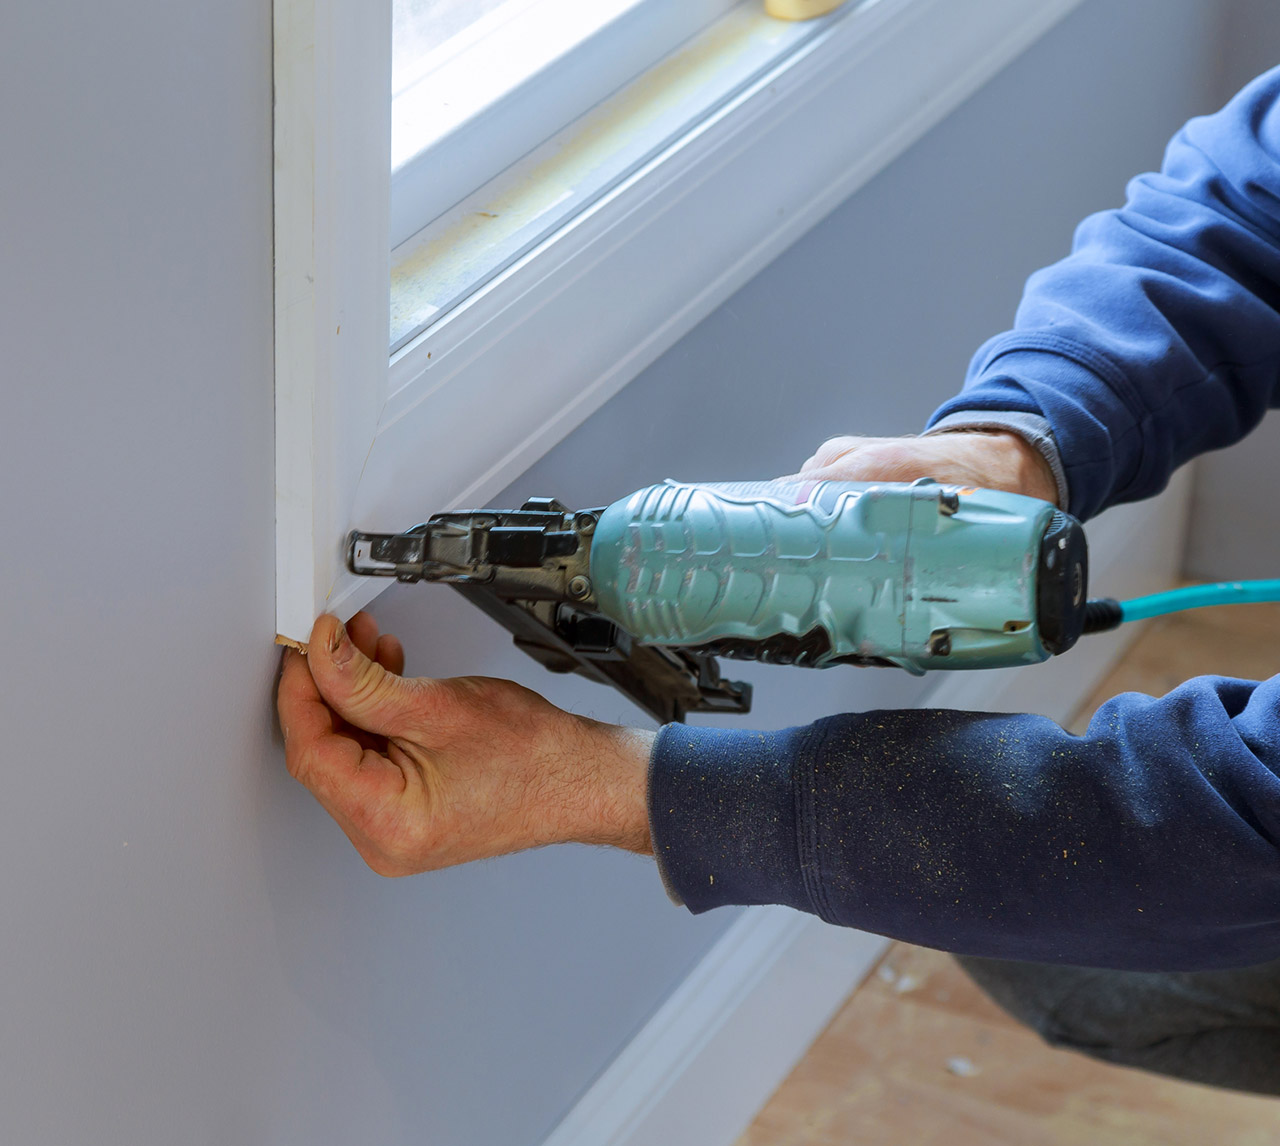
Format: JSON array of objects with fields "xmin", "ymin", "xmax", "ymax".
[
  {"xmin": 927, "ymin": 67, "xmax": 1280, "ymax": 522},
  {"xmin": 650, "ymin": 676, "xmax": 1280, "ymax": 971},
  {"xmin": 647, "ymin": 76, "xmax": 1280, "ymax": 970}
]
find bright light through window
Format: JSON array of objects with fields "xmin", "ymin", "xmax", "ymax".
[
  {"xmin": 391, "ymin": 0, "xmax": 544, "ymax": 98},
  {"xmin": 390, "ymin": 0, "xmax": 685, "ymax": 248}
]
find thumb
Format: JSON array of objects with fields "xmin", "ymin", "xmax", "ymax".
[{"xmin": 307, "ymin": 614, "xmax": 423, "ymax": 737}]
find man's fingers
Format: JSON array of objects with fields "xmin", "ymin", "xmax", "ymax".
[
  {"xmin": 327, "ymin": 610, "xmax": 404, "ymax": 675},
  {"xmin": 789, "ymin": 436, "xmax": 879, "ymax": 480},
  {"xmin": 336, "ymin": 613, "xmax": 402, "ymax": 745},
  {"xmin": 280, "ymin": 644, "xmax": 405, "ymax": 791},
  {"xmin": 308, "ymin": 614, "xmax": 425, "ymax": 738},
  {"xmin": 376, "ymin": 633, "xmax": 406, "ymax": 676},
  {"xmin": 278, "ymin": 620, "xmax": 407, "ymax": 758},
  {"xmin": 802, "ymin": 435, "xmax": 860, "ymax": 472},
  {"xmin": 278, "ymin": 647, "xmax": 338, "ymax": 748},
  {"xmin": 346, "ymin": 610, "xmax": 382, "ymax": 661},
  {"xmin": 785, "ymin": 438, "xmax": 941, "ymax": 486}
]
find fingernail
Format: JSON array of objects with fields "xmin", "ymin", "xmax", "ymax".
[{"xmin": 329, "ymin": 621, "xmax": 354, "ymax": 666}]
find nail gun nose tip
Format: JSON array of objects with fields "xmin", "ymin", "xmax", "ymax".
[{"xmin": 345, "ymin": 530, "xmax": 406, "ymax": 576}]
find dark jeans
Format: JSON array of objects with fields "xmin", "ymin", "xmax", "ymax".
[{"xmin": 957, "ymin": 954, "xmax": 1280, "ymax": 1096}]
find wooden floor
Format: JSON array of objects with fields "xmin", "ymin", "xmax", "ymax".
[{"xmin": 737, "ymin": 600, "xmax": 1280, "ymax": 1146}]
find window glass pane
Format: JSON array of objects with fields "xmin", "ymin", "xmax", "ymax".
[
  {"xmin": 388, "ymin": 0, "xmax": 742, "ymax": 250},
  {"xmin": 393, "ymin": 0, "xmax": 545, "ymax": 96}
]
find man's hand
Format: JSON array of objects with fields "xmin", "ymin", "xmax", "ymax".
[
  {"xmin": 277, "ymin": 612, "xmax": 654, "ymax": 875},
  {"xmin": 276, "ymin": 431, "xmax": 1052, "ymax": 877},
  {"xmin": 784, "ymin": 430, "xmax": 1058, "ymax": 505}
]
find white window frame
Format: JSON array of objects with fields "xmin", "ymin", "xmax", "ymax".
[
  {"xmin": 273, "ymin": 0, "xmax": 1085, "ymax": 644},
  {"xmin": 391, "ymin": 0, "xmax": 742, "ymax": 249}
]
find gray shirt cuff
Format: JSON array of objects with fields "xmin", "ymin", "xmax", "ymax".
[{"xmin": 923, "ymin": 410, "xmax": 1069, "ymax": 509}]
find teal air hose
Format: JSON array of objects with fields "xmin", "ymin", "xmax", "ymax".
[{"xmin": 1083, "ymin": 580, "xmax": 1280, "ymax": 633}]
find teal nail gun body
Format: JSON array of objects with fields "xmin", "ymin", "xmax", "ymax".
[{"xmin": 348, "ymin": 479, "xmax": 1089, "ymax": 723}]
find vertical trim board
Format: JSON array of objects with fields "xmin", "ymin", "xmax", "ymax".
[{"xmin": 273, "ymin": 0, "xmax": 391, "ymax": 643}]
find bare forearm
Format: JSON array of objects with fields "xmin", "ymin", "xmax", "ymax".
[{"xmin": 567, "ymin": 721, "xmax": 655, "ymax": 854}]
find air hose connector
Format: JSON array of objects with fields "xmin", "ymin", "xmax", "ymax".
[{"xmin": 1082, "ymin": 597, "xmax": 1123, "ymax": 634}]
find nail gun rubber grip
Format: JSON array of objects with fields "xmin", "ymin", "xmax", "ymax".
[{"xmin": 1035, "ymin": 510, "xmax": 1090, "ymax": 655}]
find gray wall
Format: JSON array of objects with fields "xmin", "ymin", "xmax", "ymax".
[
  {"xmin": 1184, "ymin": 0, "xmax": 1280, "ymax": 580},
  {"xmin": 1214, "ymin": 0, "xmax": 1280, "ymax": 97},
  {"xmin": 0, "ymin": 2, "xmax": 1228, "ymax": 1143}
]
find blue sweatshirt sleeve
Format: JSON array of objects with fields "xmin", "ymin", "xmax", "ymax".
[
  {"xmin": 927, "ymin": 68, "xmax": 1280, "ymax": 521},
  {"xmin": 649, "ymin": 674, "xmax": 1280, "ymax": 971}
]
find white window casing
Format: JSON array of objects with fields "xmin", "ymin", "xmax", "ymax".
[{"xmin": 274, "ymin": 0, "xmax": 1086, "ymax": 645}]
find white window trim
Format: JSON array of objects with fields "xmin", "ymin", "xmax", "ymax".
[{"xmin": 274, "ymin": 0, "xmax": 1085, "ymax": 644}]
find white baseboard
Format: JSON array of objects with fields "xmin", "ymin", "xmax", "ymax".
[
  {"xmin": 540, "ymin": 906, "xmax": 888, "ymax": 1146},
  {"xmin": 541, "ymin": 473, "xmax": 1193, "ymax": 1146}
]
